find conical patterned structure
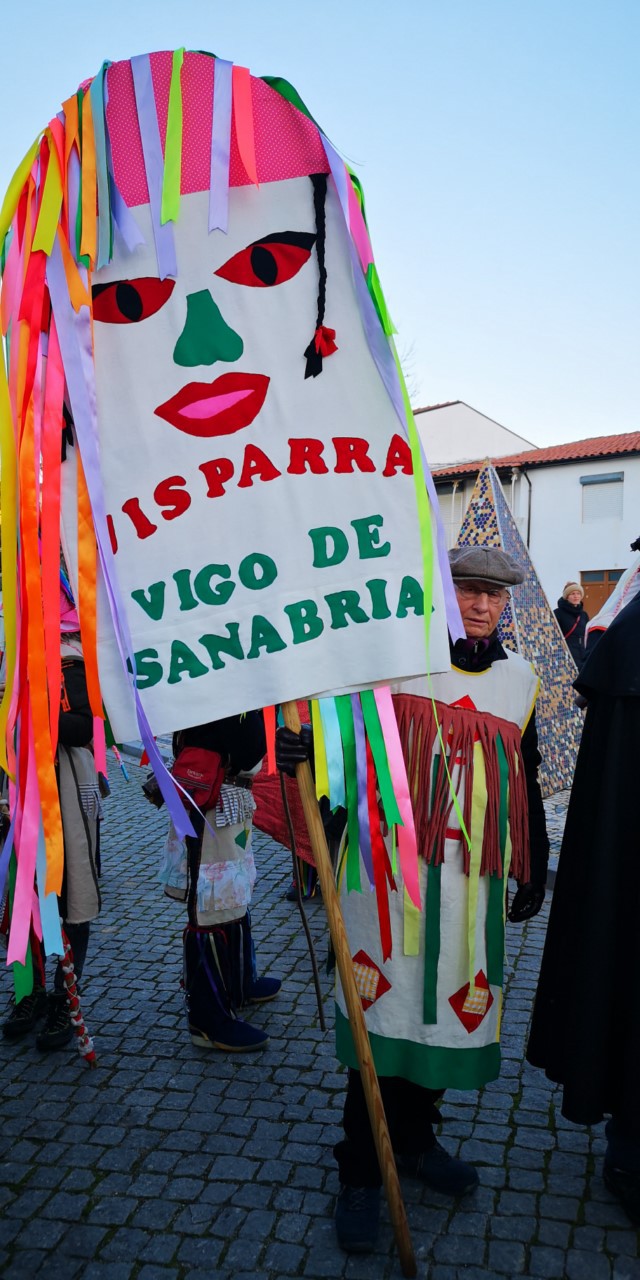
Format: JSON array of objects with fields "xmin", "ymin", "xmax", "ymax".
[{"xmin": 456, "ymin": 463, "xmax": 583, "ymax": 796}]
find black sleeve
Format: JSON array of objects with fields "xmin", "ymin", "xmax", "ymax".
[
  {"xmin": 59, "ymin": 660, "xmax": 93, "ymax": 748},
  {"xmin": 521, "ymin": 709, "xmax": 549, "ymax": 886},
  {"xmin": 585, "ymin": 626, "xmax": 604, "ymax": 657},
  {"xmin": 180, "ymin": 712, "xmax": 266, "ymax": 774}
]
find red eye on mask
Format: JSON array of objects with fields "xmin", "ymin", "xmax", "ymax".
[
  {"xmin": 215, "ymin": 232, "xmax": 315, "ymax": 288},
  {"xmin": 92, "ymin": 277, "xmax": 175, "ymax": 323}
]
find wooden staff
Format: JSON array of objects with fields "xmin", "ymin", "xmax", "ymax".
[{"xmin": 282, "ymin": 700, "xmax": 416, "ymax": 1278}]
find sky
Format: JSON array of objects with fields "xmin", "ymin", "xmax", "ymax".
[{"xmin": 0, "ymin": 0, "xmax": 638, "ymax": 448}]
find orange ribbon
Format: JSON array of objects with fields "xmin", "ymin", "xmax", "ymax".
[{"xmin": 232, "ymin": 66, "xmax": 259, "ymax": 187}]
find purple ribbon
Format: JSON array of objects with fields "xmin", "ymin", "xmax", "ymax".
[
  {"xmin": 46, "ymin": 236, "xmax": 193, "ymax": 839},
  {"xmin": 351, "ymin": 693, "xmax": 375, "ymax": 889},
  {"xmin": 322, "ymin": 135, "xmax": 463, "ymax": 643},
  {"xmin": 0, "ymin": 810, "xmax": 16, "ymax": 903},
  {"xmin": 209, "ymin": 57, "xmax": 233, "ymax": 233},
  {"xmin": 68, "ymin": 149, "xmax": 80, "ymax": 260},
  {"xmin": 131, "ymin": 54, "xmax": 177, "ymax": 280},
  {"xmin": 108, "ymin": 174, "xmax": 146, "ymax": 254}
]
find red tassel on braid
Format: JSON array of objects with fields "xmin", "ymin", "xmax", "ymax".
[
  {"xmin": 392, "ymin": 694, "xmax": 530, "ymax": 879},
  {"xmin": 304, "ymin": 174, "xmax": 337, "ymax": 378}
]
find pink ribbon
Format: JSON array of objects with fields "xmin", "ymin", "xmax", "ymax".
[{"xmin": 373, "ymin": 686, "xmax": 421, "ymax": 910}]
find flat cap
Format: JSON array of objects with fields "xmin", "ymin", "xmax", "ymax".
[{"xmin": 449, "ymin": 545, "xmax": 525, "ymax": 587}]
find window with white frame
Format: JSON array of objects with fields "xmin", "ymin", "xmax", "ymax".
[{"xmin": 581, "ymin": 472, "xmax": 623, "ymax": 521}]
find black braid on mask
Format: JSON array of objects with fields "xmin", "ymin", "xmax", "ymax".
[
  {"xmin": 304, "ymin": 172, "xmax": 328, "ymax": 378},
  {"xmin": 312, "ymin": 172, "xmax": 327, "ymax": 332}
]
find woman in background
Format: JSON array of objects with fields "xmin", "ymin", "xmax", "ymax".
[{"xmin": 555, "ymin": 582, "xmax": 589, "ymax": 669}]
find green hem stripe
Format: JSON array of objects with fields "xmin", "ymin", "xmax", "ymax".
[{"xmin": 335, "ymin": 1007, "xmax": 501, "ymax": 1091}]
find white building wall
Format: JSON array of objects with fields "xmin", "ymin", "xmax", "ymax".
[
  {"xmin": 522, "ymin": 458, "xmax": 640, "ymax": 605},
  {"xmin": 435, "ymin": 457, "xmax": 640, "ymax": 607},
  {"xmin": 416, "ymin": 402, "xmax": 536, "ymax": 468}
]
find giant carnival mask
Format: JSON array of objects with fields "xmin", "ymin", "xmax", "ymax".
[{"xmin": 0, "ymin": 49, "xmax": 460, "ymax": 962}]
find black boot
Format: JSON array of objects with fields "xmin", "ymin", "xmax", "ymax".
[
  {"xmin": 2, "ymin": 986, "xmax": 47, "ymax": 1041},
  {"xmin": 36, "ymin": 992, "xmax": 73, "ymax": 1051},
  {"xmin": 183, "ymin": 927, "xmax": 268, "ymax": 1052}
]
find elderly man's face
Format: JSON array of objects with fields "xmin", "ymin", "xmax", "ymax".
[{"xmin": 454, "ymin": 579, "xmax": 509, "ymax": 639}]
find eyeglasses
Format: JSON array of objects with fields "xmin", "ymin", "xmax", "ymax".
[{"xmin": 454, "ymin": 582, "xmax": 508, "ymax": 602}]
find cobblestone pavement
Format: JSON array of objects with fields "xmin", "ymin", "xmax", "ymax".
[{"xmin": 1, "ymin": 769, "xmax": 638, "ymax": 1280}]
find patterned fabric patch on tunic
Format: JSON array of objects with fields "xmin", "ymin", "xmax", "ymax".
[
  {"xmin": 449, "ymin": 970, "xmax": 494, "ymax": 1033},
  {"xmin": 352, "ymin": 949, "xmax": 391, "ymax": 1011}
]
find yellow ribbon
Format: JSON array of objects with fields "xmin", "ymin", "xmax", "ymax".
[
  {"xmin": 32, "ymin": 132, "xmax": 63, "ymax": 256},
  {"xmin": 161, "ymin": 48, "xmax": 185, "ymax": 225},
  {"xmin": 467, "ymin": 740, "xmax": 486, "ymax": 994},
  {"xmin": 310, "ymin": 699, "xmax": 330, "ymax": 803}
]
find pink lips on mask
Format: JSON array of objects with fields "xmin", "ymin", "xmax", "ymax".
[{"xmin": 154, "ymin": 372, "xmax": 269, "ymax": 438}]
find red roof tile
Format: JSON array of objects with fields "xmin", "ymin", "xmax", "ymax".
[
  {"xmin": 414, "ymin": 400, "xmax": 461, "ymax": 413},
  {"xmin": 431, "ymin": 431, "xmax": 640, "ymax": 478}
]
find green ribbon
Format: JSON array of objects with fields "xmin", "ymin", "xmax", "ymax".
[
  {"xmin": 260, "ymin": 75, "xmax": 319, "ymax": 127},
  {"xmin": 486, "ymin": 734, "xmax": 510, "ymax": 987},
  {"xmin": 366, "ymin": 263, "xmax": 396, "ymax": 336},
  {"xmin": 423, "ymin": 862, "xmax": 441, "ymax": 1023},
  {"xmin": 161, "ymin": 48, "xmax": 185, "ymax": 225},
  {"xmin": 334, "ymin": 694, "xmax": 361, "ymax": 893},
  {"xmin": 359, "ymin": 689, "xmax": 402, "ymax": 828},
  {"xmin": 8, "ymin": 856, "xmax": 33, "ymax": 1001},
  {"xmin": 76, "ymin": 91, "xmax": 85, "ymax": 263}
]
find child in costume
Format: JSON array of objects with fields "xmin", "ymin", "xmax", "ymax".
[{"xmin": 157, "ymin": 711, "xmax": 281, "ymax": 1052}]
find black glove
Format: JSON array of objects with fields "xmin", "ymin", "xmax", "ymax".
[
  {"xmin": 275, "ymin": 724, "xmax": 313, "ymax": 777},
  {"xmin": 141, "ymin": 770, "xmax": 165, "ymax": 809},
  {"xmin": 508, "ymin": 881, "xmax": 545, "ymax": 923}
]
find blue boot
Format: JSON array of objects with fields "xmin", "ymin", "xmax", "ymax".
[
  {"xmin": 183, "ymin": 927, "xmax": 268, "ymax": 1053},
  {"xmin": 237, "ymin": 911, "xmax": 282, "ymax": 1006}
]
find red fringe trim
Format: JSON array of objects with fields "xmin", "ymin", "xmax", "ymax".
[{"xmin": 392, "ymin": 695, "xmax": 530, "ymax": 881}]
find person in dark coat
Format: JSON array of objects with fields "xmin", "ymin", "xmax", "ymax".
[
  {"xmin": 554, "ymin": 582, "xmax": 589, "ymax": 669},
  {"xmin": 527, "ymin": 590, "xmax": 640, "ymax": 1224}
]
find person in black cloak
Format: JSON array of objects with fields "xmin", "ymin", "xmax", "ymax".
[{"xmin": 526, "ymin": 589, "xmax": 640, "ymax": 1224}]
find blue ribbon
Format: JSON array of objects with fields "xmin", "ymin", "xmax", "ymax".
[
  {"xmin": 318, "ymin": 696, "xmax": 346, "ymax": 809},
  {"xmin": 36, "ymin": 821, "xmax": 63, "ymax": 956}
]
